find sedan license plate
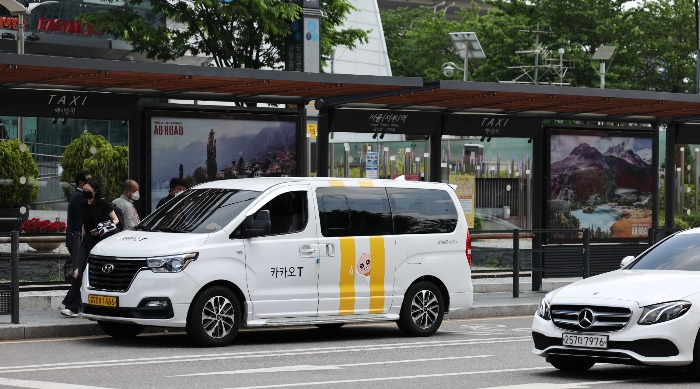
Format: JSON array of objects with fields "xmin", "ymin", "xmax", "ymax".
[
  {"xmin": 562, "ymin": 333, "xmax": 608, "ymax": 349},
  {"xmin": 88, "ymin": 294, "xmax": 118, "ymax": 308}
]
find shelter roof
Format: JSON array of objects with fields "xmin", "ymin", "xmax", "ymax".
[
  {"xmin": 0, "ymin": 53, "xmax": 421, "ymax": 104},
  {"xmin": 346, "ymin": 80, "xmax": 700, "ymax": 123}
]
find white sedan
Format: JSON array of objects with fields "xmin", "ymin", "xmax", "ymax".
[{"xmin": 532, "ymin": 228, "xmax": 700, "ymax": 377}]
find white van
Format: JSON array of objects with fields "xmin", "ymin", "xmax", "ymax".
[{"xmin": 81, "ymin": 177, "xmax": 473, "ymax": 346}]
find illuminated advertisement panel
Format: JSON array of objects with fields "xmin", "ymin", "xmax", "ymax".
[
  {"xmin": 546, "ymin": 128, "xmax": 653, "ymax": 242},
  {"xmin": 149, "ymin": 112, "xmax": 299, "ymax": 210}
]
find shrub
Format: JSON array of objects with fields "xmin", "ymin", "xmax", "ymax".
[
  {"xmin": 0, "ymin": 139, "xmax": 39, "ymax": 208},
  {"xmin": 61, "ymin": 131, "xmax": 128, "ymax": 201}
]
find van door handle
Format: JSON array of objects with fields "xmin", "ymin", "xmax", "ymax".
[
  {"xmin": 299, "ymin": 244, "xmax": 317, "ymax": 258},
  {"xmin": 325, "ymin": 244, "xmax": 336, "ymax": 257}
]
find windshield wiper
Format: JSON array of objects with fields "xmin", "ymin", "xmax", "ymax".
[{"xmin": 153, "ymin": 227, "xmax": 189, "ymax": 233}]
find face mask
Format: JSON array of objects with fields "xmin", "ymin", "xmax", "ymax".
[
  {"xmin": 131, "ymin": 191, "xmax": 140, "ymax": 201},
  {"xmin": 174, "ymin": 190, "xmax": 183, "ymax": 197},
  {"xmin": 83, "ymin": 191, "xmax": 94, "ymax": 200}
]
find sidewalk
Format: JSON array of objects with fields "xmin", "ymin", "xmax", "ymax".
[{"xmin": 0, "ymin": 277, "xmax": 579, "ymax": 341}]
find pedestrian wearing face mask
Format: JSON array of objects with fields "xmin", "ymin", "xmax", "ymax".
[
  {"xmin": 156, "ymin": 177, "xmax": 187, "ymax": 209},
  {"xmin": 61, "ymin": 178, "xmax": 119, "ymax": 317},
  {"xmin": 112, "ymin": 180, "xmax": 140, "ymax": 230}
]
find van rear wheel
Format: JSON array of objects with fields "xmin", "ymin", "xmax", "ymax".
[
  {"xmin": 397, "ymin": 281, "xmax": 444, "ymax": 336},
  {"xmin": 186, "ymin": 286, "xmax": 241, "ymax": 347},
  {"xmin": 97, "ymin": 321, "xmax": 145, "ymax": 338}
]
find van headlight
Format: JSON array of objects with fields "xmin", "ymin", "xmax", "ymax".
[
  {"xmin": 537, "ymin": 297, "xmax": 551, "ymax": 320},
  {"xmin": 147, "ymin": 253, "xmax": 198, "ymax": 273},
  {"xmin": 638, "ymin": 301, "xmax": 691, "ymax": 325}
]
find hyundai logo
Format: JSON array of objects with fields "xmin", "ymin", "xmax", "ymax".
[
  {"xmin": 577, "ymin": 308, "xmax": 595, "ymax": 329},
  {"xmin": 102, "ymin": 264, "xmax": 115, "ymax": 274}
]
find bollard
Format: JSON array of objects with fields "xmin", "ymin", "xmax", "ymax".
[
  {"xmin": 11, "ymin": 230, "xmax": 19, "ymax": 324},
  {"xmin": 512, "ymin": 229, "xmax": 519, "ymax": 298}
]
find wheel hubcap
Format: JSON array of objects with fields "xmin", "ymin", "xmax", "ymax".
[
  {"xmin": 201, "ymin": 295, "xmax": 235, "ymax": 338},
  {"xmin": 410, "ymin": 289, "xmax": 438, "ymax": 329}
]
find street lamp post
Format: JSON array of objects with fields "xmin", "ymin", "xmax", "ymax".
[{"xmin": 448, "ymin": 32, "xmax": 485, "ymax": 82}]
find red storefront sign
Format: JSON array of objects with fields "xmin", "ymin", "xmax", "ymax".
[
  {"xmin": 37, "ymin": 18, "xmax": 101, "ymax": 36},
  {"xmin": 0, "ymin": 16, "xmax": 26, "ymax": 31}
]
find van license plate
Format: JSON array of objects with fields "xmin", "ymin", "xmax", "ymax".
[
  {"xmin": 88, "ymin": 294, "xmax": 118, "ymax": 308},
  {"xmin": 562, "ymin": 333, "xmax": 608, "ymax": 349}
]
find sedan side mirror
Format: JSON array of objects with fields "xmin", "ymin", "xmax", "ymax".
[{"xmin": 620, "ymin": 255, "xmax": 635, "ymax": 269}]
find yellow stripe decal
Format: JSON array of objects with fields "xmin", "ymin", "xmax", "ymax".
[
  {"xmin": 329, "ymin": 181, "xmax": 345, "ymax": 187},
  {"xmin": 338, "ymin": 237, "xmax": 356, "ymax": 315},
  {"xmin": 358, "ymin": 181, "xmax": 374, "ymax": 187},
  {"xmin": 368, "ymin": 236, "xmax": 386, "ymax": 314}
]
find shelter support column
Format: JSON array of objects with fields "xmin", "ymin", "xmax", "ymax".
[
  {"xmin": 316, "ymin": 101, "xmax": 330, "ymax": 177},
  {"xmin": 531, "ymin": 126, "xmax": 544, "ymax": 291},
  {"xmin": 665, "ymin": 123, "xmax": 677, "ymax": 229},
  {"xmin": 429, "ymin": 118, "xmax": 442, "ymax": 183}
]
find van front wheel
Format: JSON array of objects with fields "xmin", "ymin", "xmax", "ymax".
[
  {"xmin": 397, "ymin": 281, "xmax": 444, "ymax": 336},
  {"xmin": 186, "ymin": 286, "xmax": 241, "ymax": 347}
]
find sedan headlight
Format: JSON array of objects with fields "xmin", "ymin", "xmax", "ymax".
[
  {"xmin": 147, "ymin": 253, "xmax": 198, "ymax": 273},
  {"xmin": 638, "ymin": 301, "xmax": 691, "ymax": 325},
  {"xmin": 537, "ymin": 297, "xmax": 551, "ymax": 320}
]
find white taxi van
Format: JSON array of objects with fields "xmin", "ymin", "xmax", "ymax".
[{"xmin": 81, "ymin": 177, "xmax": 473, "ymax": 346}]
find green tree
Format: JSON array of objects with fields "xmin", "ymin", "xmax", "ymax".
[
  {"xmin": 80, "ymin": 0, "xmax": 367, "ymax": 69},
  {"xmin": 61, "ymin": 131, "xmax": 115, "ymax": 199}
]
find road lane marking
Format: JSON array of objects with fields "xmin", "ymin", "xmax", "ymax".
[
  {"xmin": 0, "ymin": 377, "xmax": 113, "ymax": 389},
  {"xmin": 0, "ymin": 337, "xmax": 529, "ymax": 374},
  {"xmin": 172, "ymin": 355, "xmax": 492, "ymax": 377},
  {"xmin": 479, "ymin": 378, "xmax": 671, "ymax": 388},
  {"xmin": 222, "ymin": 367, "xmax": 552, "ymax": 389}
]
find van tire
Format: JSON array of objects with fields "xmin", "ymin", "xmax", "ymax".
[
  {"xmin": 186, "ymin": 286, "xmax": 241, "ymax": 347},
  {"xmin": 97, "ymin": 321, "xmax": 145, "ymax": 338},
  {"xmin": 397, "ymin": 281, "xmax": 444, "ymax": 336}
]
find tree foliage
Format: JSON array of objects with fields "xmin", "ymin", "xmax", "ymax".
[
  {"xmin": 80, "ymin": 0, "xmax": 368, "ymax": 69},
  {"xmin": 0, "ymin": 139, "xmax": 39, "ymax": 208},
  {"xmin": 382, "ymin": 0, "xmax": 697, "ymax": 92}
]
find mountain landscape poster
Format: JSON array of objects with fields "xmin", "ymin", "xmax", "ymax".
[
  {"xmin": 546, "ymin": 128, "xmax": 653, "ymax": 241},
  {"xmin": 149, "ymin": 112, "xmax": 298, "ymax": 210}
]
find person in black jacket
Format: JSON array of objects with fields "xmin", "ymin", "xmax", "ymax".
[
  {"xmin": 156, "ymin": 177, "xmax": 187, "ymax": 209},
  {"xmin": 0, "ymin": 119, "xmax": 8, "ymax": 140},
  {"xmin": 61, "ymin": 178, "xmax": 119, "ymax": 317},
  {"xmin": 64, "ymin": 171, "xmax": 91, "ymax": 279}
]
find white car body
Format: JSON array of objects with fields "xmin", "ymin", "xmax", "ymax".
[
  {"xmin": 80, "ymin": 178, "xmax": 473, "ymax": 344},
  {"xmin": 532, "ymin": 229, "xmax": 700, "ymax": 369}
]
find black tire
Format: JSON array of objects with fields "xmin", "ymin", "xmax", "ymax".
[
  {"xmin": 396, "ymin": 281, "xmax": 444, "ymax": 336},
  {"xmin": 186, "ymin": 286, "xmax": 241, "ymax": 347},
  {"xmin": 97, "ymin": 321, "xmax": 145, "ymax": 338},
  {"xmin": 550, "ymin": 359, "xmax": 595, "ymax": 372},
  {"xmin": 686, "ymin": 329, "xmax": 700, "ymax": 380},
  {"xmin": 315, "ymin": 323, "xmax": 345, "ymax": 330}
]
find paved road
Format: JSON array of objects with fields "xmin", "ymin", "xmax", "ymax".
[{"xmin": 0, "ymin": 316, "xmax": 696, "ymax": 388}]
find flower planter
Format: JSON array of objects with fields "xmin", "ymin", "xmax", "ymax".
[{"xmin": 27, "ymin": 241, "xmax": 62, "ymax": 252}]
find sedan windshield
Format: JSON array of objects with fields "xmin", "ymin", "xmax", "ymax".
[
  {"xmin": 138, "ymin": 189, "xmax": 260, "ymax": 234},
  {"xmin": 631, "ymin": 233, "xmax": 700, "ymax": 270}
]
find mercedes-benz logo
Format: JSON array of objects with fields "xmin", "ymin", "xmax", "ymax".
[
  {"xmin": 102, "ymin": 264, "xmax": 115, "ymax": 274},
  {"xmin": 577, "ymin": 308, "xmax": 595, "ymax": 329}
]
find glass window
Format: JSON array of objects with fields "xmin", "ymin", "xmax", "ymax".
[
  {"xmin": 138, "ymin": 188, "xmax": 260, "ymax": 233},
  {"xmin": 388, "ymin": 188, "xmax": 458, "ymax": 234},
  {"xmin": 317, "ymin": 187, "xmax": 392, "ymax": 237},
  {"xmin": 631, "ymin": 233, "xmax": 700, "ymax": 271},
  {"xmin": 256, "ymin": 191, "xmax": 308, "ymax": 235}
]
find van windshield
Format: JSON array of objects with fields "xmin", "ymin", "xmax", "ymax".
[{"xmin": 137, "ymin": 189, "xmax": 261, "ymax": 233}]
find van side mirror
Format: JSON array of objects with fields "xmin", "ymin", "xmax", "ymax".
[
  {"xmin": 244, "ymin": 210, "xmax": 271, "ymax": 238},
  {"xmin": 620, "ymin": 255, "xmax": 635, "ymax": 269}
]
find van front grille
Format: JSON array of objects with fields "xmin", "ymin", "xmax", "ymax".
[
  {"xmin": 551, "ymin": 304, "xmax": 632, "ymax": 332},
  {"xmin": 87, "ymin": 255, "xmax": 147, "ymax": 292}
]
